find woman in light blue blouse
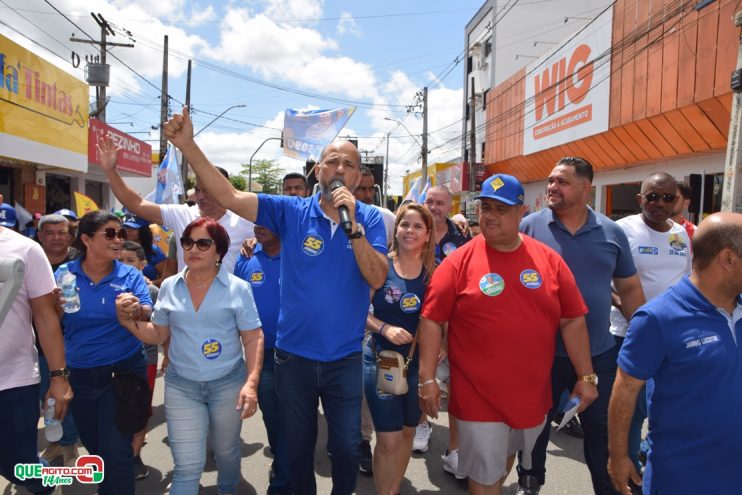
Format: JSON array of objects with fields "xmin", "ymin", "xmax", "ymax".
[{"xmin": 116, "ymin": 217, "xmax": 263, "ymax": 495}]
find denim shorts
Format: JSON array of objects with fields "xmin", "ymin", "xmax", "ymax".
[{"xmin": 362, "ymin": 341, "xmax": 421, "ymax": 432}]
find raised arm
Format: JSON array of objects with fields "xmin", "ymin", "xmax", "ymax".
[
  {"xmin": 95, "ymin": 134, "xmax": 164, "ymax": 225},
  {"xmin": 163, "ymin": 107, "xmax": 259, "ymax": 222}
]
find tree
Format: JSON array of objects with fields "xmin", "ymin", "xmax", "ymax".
[
  {"xmin": 230, "ymin": 175, "xmax": 246, "ymax": 191},
  {"xmin": 239, "ymin": 159, "xmax": 284, "ymax": 194}
]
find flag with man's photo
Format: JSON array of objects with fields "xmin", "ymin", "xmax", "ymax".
[
  {"xmin": 147, "ymin": 144, "xmax": 183, "ymax": 205},
  {"xmin": 282, "ymin": 107, "xmax": 356, "ymax": 161}
]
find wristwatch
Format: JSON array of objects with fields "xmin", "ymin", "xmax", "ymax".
[
  {"xmin": 50, "ymin": 367, "xmax": 70, "ymax": 379},
  {"xmin": 577, "ymin": 373, "xmax": 598, "ymax": 387},
  {"xmin": 347, "ymin": 225, "xmax": 364, "ymax": 239}
]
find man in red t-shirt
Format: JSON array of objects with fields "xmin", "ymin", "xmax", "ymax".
[
  {"xmin": 417, "ymin": 174, "xmax": 598, "ymax": 494},
  {"xmin": 671, "ymin": 182, "xmax": 697, "ymax": 240}
]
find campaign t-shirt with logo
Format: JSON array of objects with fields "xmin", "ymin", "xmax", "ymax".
[
  {"xmin": 618, "ymin": 276, "xmax": 742, "ymax": 494},
  {"xmin": 371, "ymin": 257, "xmax": 427, "ymax": 355},
  {"xmin": 421, "ymin": 234, "xmax": 587, "ymax": 428},
  {"xmin": 60, "ymin": 259, "xmax": 152, "ymax": 368},
  {"xmin": 436, "ymin": 218, "xmax": 470, "ymax": 264},
  {"xmin": 151, "ymin": 265, "xmax": 261, "ymax": 382},
  {"xmin": 256, "ymin": 192, "xmax": 387, "ymax": 362},
  {"xmin": 234, "ymin": 247, "xmax": 280, "ymax": 350},
  {"xmin": 610, "ymin": 214, "xmax": 691, "ymax": 337}
]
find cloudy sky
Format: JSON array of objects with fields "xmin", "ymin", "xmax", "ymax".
[{"xmin": 0, "ymin": 0, "xmax": 610, "ymax": 194}]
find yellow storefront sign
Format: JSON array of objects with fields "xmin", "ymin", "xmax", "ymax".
[{"xmin": 0, "ymin": 34, "xmax": 89, "ymax": 171}]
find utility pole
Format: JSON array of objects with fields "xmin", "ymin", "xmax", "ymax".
[
  {"xmin": 159, "ymin": 35, "xmax": 169, "ymax": 164},
  {"xmin": 384, "ymin": 132, "xmax": 390, "ymax": 207},
  {"xmin": 180, "ymin": 59, "xmax": 192, "ymax": 190},
  {"xmin": 70, "ymin": 13, "xmax": 133, "ymax": 122},
  {"xmin": 420, "ymin": 86, "xmax": 428, "ymax": 196},
  {"xmin": 721, "ymin": 11, "xmax": 742, "ymax": 213},
  {"xmin": 469, "ymin": 78, "xmax": 477, "ymax": 192}
]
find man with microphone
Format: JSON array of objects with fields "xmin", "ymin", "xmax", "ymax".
[{"xmin": 163, "ymin": 107, "xmax": 388, "ymax": 495}]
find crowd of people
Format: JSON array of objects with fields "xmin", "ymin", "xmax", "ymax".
[{"xmin": 1, "ymin": 104, "xmax": 741, "ymax": 495}]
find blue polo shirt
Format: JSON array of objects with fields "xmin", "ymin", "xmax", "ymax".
[
  {"xmin": 152, "ymin": 265, "xmax": 261, "ymax": 382},
  {"xmin": 618, "ymin": 276, "xmax": 742, "ymax": 494},
  {"xmin": 520, "ymin": 207, "xmax": 636, "ymax": 357},
  {"xmin": 256, "ymin": 192, "xmax": 387, "ymax": 361},
  {"xmin": 59, "ymin": 259, "xmax": 152, "ymax": 368},
  {"xmin": 234, "ymin": 246, "xmax": 281, "ymax": 350}
]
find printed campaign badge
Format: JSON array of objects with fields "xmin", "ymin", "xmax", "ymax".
[
  {"xmin": 201, "ymin": 339, "xmax": 222, "ymax": 360},
  {"xmin": 249, "ymin": 270, "xmax": 265, "ymax": 288},
  {"xmin": 520, "ymin": 269, "xmax": 542, "ymax": 289},
  {"xmin": 491, "ymin": 176, "xmax": 505, "ymax": 191},
  {"xmin": 479, "ymin": 273, "xmax": 505, "ymax": 296},
  {"xmin": 400, "ymin": 293, "xmax": 421, "ymax": 313},
  {"xmin": 384, "ymin": 285, "xmax": 402, "ymax": 304},
  {"xmin": 442, "ymin": 242, "xmax": 458, "ymax": 257},
  {"xmin": 668, "ymin": 233, "xmax": 687, "ymax": 252},
  {"xmin": 302, "ymin": 234, "xmax": 324, "ymax": 256}
]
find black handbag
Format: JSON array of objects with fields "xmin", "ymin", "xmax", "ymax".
[{"xmin": 112, "ymin": 371, "xmax": 150, "ymax": 435}]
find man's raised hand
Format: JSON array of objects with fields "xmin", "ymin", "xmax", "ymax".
[
  {"xmin": 163, "ymin": 106, "xmax": 195, "ymax": 149},
  {"xmin": 95, "ymin": 133, "xmax": 121, "ymax": 172}
]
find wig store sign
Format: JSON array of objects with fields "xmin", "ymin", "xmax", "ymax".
[{"xmin": 523, "ymin": 7, "xmax": 612, "ymax": 155}]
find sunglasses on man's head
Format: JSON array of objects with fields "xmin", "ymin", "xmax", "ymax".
[
  {"xmin": 97, "ymin": 227, "xmax": 128, "ymax": 240},
  {"xmin": 180, "ymin": 237, "xmax": 215, "ymax": 251},
  {"xmin": 643, "ymin": 192, "xmax": 677, "ymax": 204}
]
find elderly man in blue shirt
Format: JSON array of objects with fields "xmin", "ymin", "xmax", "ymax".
[{"xmin": 163, "ymin": 107, "xmax": 388, "ymax": 495}]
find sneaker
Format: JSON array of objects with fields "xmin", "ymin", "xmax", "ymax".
[
  {"xmin": 61, "ymin": 444, "xmax": 79, "ymax": 467},
  {"xmin": 412, "ymin": 421, "xmax": 432, "ymax": 453},
  {"xmin": 359, "ymin": 439, "xmax": 373, "ymax": 474},
  {"xmin": 516, "ymin": 474, "xmax": 541, "ymax": 495},
  {"xmin": 561, "ymin": 416, "xmax": 584, "ymax": 439},
  {"xmin": 441, "ymin": 449, "xmax": 465, "ymax": 479},
  {"xmin": 133, "ymin": 455, "xmax": 150, "ymax": 480}
]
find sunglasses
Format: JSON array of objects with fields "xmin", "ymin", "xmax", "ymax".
[
  {"xmin": 643, "ymin": 192, "xmax": 677, "ymax": 203},
  {"xmin": 97, "ymin": 227, "xmax": 128, "ymax": 240},
  {"xmin": 180, "ymin": 237, "xmax": 215, "ymax": 251}
]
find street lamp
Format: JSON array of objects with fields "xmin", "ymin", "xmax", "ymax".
[
  {"xmin": 248, "ymin": 135, "xmax": 283, "ymax": 192},
  {"xmin": 194, "ymin": 104, "xmax": 246, "ymax": 137},
  {"xmin": 181, "ymin": 104, "xmax": 246, "ymax": 191},
  {"xmin": 385, "ymin": 117, "xmax": 426, "ymax": 196}
]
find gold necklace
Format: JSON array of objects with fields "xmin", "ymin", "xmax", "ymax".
[{"xmin": 186, "ymin": 271, "xmax": 216, "ymax": 289}]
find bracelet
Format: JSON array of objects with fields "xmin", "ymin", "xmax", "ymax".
[
  {"xmin": 378, "ymin": 323, "xmax": 387, "ymax": 336},
  {"xmin": 418, "ymin": 378, "xmax": 437, "ymax": 388}
]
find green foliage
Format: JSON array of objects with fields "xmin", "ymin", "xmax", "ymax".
[
  {"xmin": 239, "ymin": 159, "xmax": 284, "ymax": 194},
  {"xmin": 230, "ymin": 175, "xmax": 247, "ymax": 191}
]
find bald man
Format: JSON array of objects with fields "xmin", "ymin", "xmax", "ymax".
[
  {"xmin": 608, "ymin": 173, "xmax": 692, "ymax": 470},
  {"xmin": 163, "ymin": 107, "xmax": 388, "ymax": 495},
  {"xmin": 608, "ymin": 212, "xmax": 742, "ymax": 495}
]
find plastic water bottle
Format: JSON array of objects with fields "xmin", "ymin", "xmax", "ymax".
[
  {"xmin": 44, "ymin": 398, "xmax": 63, "ymax": 442},
  {"xmin": 57, "ymin": 264, "xmax": 80, "ymax": 313}
]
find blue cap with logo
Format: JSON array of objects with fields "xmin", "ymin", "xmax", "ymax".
[
  {"xmin": 0, "ymin": 203, "xmax": 17, "ymax": 227},
  {"xmin": 54, "ymin": 208, "xmax": 78, "ymax": 220},
  {"xmin": 475, "ymin": 173, "xmax": 525, "ymax": 205},
  {"xmin": 122, "ymin": 216, "xmax": 150, "ymax": 229}
]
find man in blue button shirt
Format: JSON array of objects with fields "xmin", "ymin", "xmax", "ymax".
[
  {"xmin": 517, "ymin": 157, "xmax": 645, "ymax": 495},
  {"xmin": 164, "ymin": 107, "xmax": 388, "ymax": 495},
  {"xmin": 608, "ymin": 212, "xmax": 742, "ymax": 495}
]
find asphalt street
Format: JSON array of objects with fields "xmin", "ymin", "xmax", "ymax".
[{"xmin": 3, "ymin": 360, "xmax": 594, "ymax": 494}]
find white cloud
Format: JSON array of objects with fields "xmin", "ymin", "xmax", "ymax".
[
  {"xmin": 187, "ymin": 5, "xmax": 217, "ymax": 26},
  {"xmin": 262, "ymin": 0, "xmax": 324, "ymax": 22},
  {"xmin": 337, "ymin": 12, "xmax": 360, "ymax": 37}
]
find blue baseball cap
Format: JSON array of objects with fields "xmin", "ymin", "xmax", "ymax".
[
  {"xmin": 122, "ymin": 216, "xmax": 150, "ymax": 229},
  {"xmin": 54, "ymin": 208, "xmax": 78, "ymax": 220},
  {"xmin": 0, "ymin": 203, "xmax": 17, "ymax": 227},
  {"xmin": 475, "ymin": 174, "xmax": 525, "ymax": 205}
]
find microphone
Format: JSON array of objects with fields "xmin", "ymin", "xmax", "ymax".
[{"xmin": 330, "ymin": 179, "xmax": 354, "ymax": 235}]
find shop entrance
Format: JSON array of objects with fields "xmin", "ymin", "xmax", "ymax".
[{"xmin": 46, "ymin": 174, "xmax": 71, "ymax": 213}]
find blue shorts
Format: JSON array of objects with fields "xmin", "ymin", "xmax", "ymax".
[{"xmin": 362, "ymin": 341, "xmax": 421, "ymax": 432}]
